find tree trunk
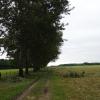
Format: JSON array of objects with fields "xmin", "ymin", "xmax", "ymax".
[
  {"xmin": 25, "ymin": 49, "xmax": 30, "ymax": 75},
  {"xmin": 25, "ymin": 67, "xmax": 29, "ymax": 75},
  {"xmin": 18, "ymin": 50, "xmax": 24, "ymax": 77},
  {"xmin": 33, "ymin": 66, "xmax": 40, "ymax": 72},
  {"xmin": 19, "ymin": 68, "xmax": 24, "ymax": 77}
]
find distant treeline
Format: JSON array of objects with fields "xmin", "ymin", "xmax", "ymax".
[
  {"xmin": 59, "ymin": 62, "xmax": 100, "ymax": 66},
  {"xmin": 0, "ymin": 59, "xmax": 35, "ymax": 69},
  {"xmin": 0, "ymin": 65, "xmax": 17, "ymax": 69},
  {"xmin": 0, "ymin": 59, "xmax": 17, "ymax": 69}
]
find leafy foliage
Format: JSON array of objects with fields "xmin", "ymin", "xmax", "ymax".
[{"xmin": 0, "ymin": 0, "xmax": 70, "ymax": 73}]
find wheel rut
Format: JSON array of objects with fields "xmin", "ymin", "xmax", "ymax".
[{"xmin": 15, "ymin": 79, "xmax": 39, "ymax": 100}]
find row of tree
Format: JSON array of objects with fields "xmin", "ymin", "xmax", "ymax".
[
  {"xmin": 0, "ymin": 59, "xmax": 16, "ymax": 69},
  {"xmin": 0, "ymin": 0, "xmax": 69, "ymax": 76},
  {"xmin": 59, "ymin": 62, "xmax": 100, "ymax": 67}
]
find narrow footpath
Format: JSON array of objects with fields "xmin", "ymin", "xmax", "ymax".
[{"xmin": 15, "ymin": 80, "xmax": 39, "ymax": 100}]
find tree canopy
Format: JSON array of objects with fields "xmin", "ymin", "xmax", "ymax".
[{"xmin": 0, "ymin": 0, "xmax": 70, "ymax": 74}]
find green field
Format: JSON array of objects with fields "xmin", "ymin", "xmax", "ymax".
[
  {"xmin": 0, "ymin": 69, "xmax": 40, "ymax": 100},
  {"xmin": 0, "ymin": 65, "xmax": 100, "ymax": 100}
]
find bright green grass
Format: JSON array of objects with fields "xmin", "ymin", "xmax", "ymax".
[
  {"xmin": 0, "ymin": 68, "xmax": 33, "ymax": 78},
  {"xmin": 50, "ymin": 75, "xmax": 67, "ymax": 100},
  {"xmin": 0, "ymin": 69, "xmax": 19, "ymax": 79},
  {"xmin": 0, "ymin": 69, "xmax": 18, "ymax": 73},
  {"xmin": 0, "ymin": 69, "xmax": 40, "ymax": 100},
  {"xmin": 0, "ymin": 78, "xmax": 34, "ymax": 100}
]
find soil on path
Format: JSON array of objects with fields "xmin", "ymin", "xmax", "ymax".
[
  {"xmin": 15, "ymin": 80, "xmax": 38, "ymax": 100},
  {"xmin": 38, "ymin": 80, "xmax": 50, "ymax": 100},
  {"xmin": 15, "ymin": 79, "xmax": 50, "ymax": 100}
]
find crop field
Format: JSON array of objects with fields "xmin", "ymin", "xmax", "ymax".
[
  {"xmin": 24, "ymin": 65, "xmax": 100, "ymax": 100},
  {"xmin": 0, "ymin": 65, "xmax": 100, "ymax": 100},
  {"xmin": 0, "ymin": 69, "xmax": 18, "ymax": 79},
  {"xmin": 50, "ymin": 65, "xmax": 100, "ymax": 100}
]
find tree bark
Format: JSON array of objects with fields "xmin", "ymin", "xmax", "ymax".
[
  {"xmin": 33, "ymin": 66, "xmax": 40, "ymax": 72},
  {"xmin": 19, "ymin": 68, "xmax": 24, "ymax": 77},
  {"xmin": 25, "ymin": 67, "xmax": 29, "ymax": 75}
]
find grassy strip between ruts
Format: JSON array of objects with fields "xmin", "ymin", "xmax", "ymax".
[
  {"xmin": 23, "ymin": 70, "xmax": 69, "ymax": 100},
  {"xmin": 23, "ymin": 70, "xmax": 52, "ymax": 100}
]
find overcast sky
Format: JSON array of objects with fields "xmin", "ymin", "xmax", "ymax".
[
  {"xmin": 49, "ymin": 0, "xmax": 100, "ymax": 65},
  {"xmin": 0, "ymin": 0, "xmax": 100, "ymax": 65}
]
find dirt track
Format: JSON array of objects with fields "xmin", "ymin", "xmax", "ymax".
[{"xmin": 15, "ymin": 80, "xmax": 39, "ymax": 100}]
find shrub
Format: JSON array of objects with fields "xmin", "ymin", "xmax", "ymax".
[{"xmin": 63, "ymin": 71, "xmax": 85, "ymax": 78}]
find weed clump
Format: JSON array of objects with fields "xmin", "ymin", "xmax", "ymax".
[{"xmin": 63, "ymin": 71, "xmax": 85, "ymax": 78}]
